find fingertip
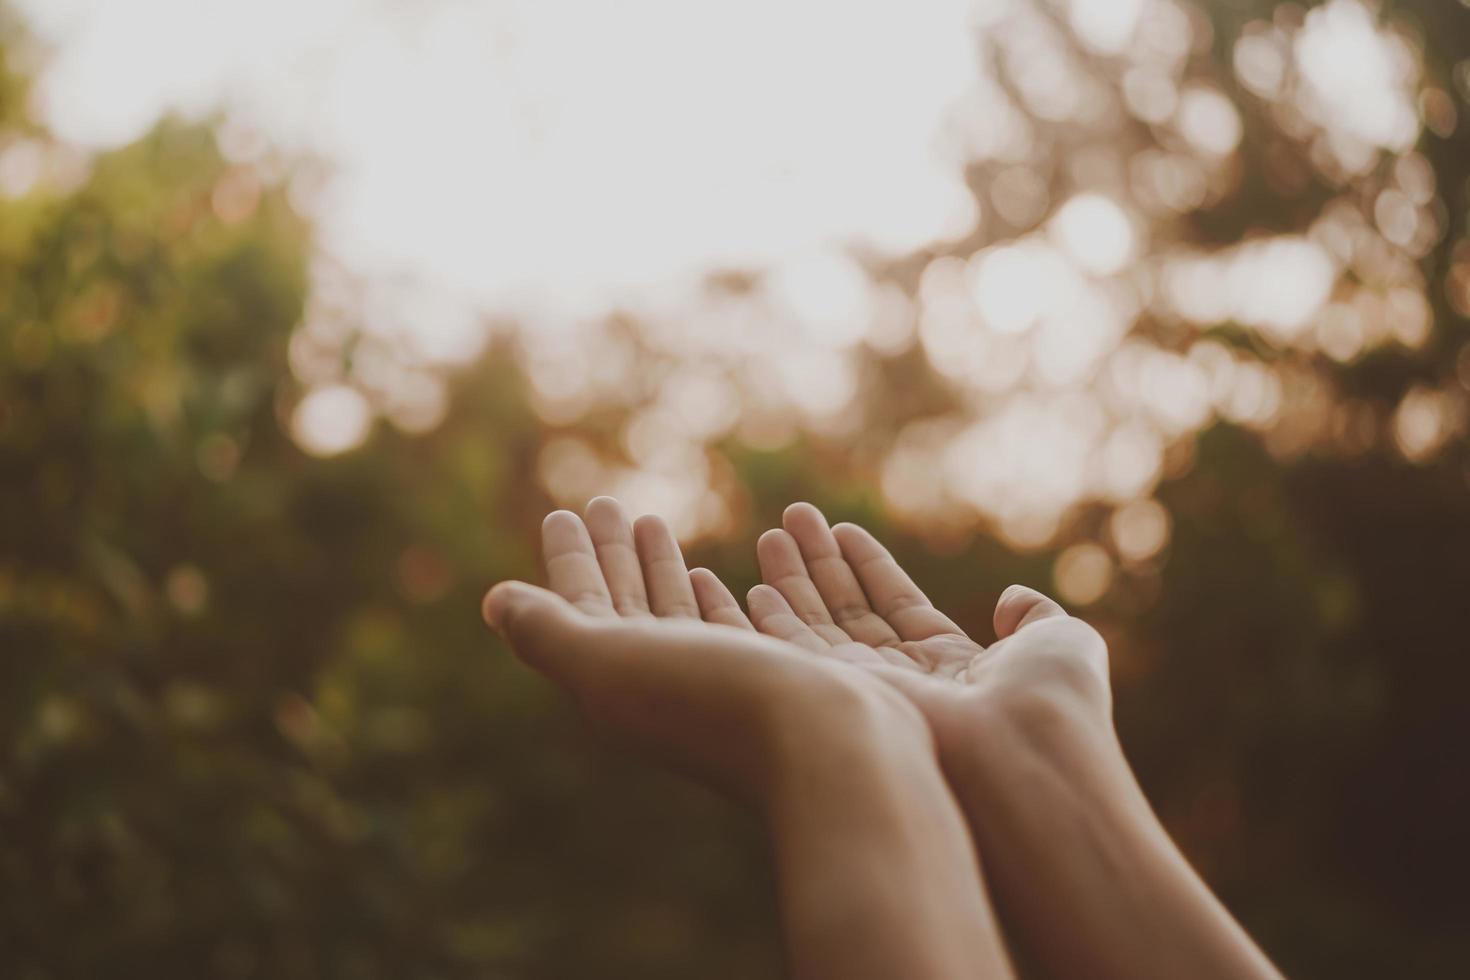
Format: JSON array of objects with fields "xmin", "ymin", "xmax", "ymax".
[
  {"xmin": 998, "ymin": 582, "xmax": 1028, "ymax": 603},
  {"xmin": 830, "ymin": 520, "xmax": 886, "ymax": 561},
  {"xmin": 631, "ymin": 512, "xmax": 670, "ymax": 539},
  {"xmin": 744, "ymin": 583, "xmax": 772, "ymax": 621},
  {"xmin": 632, "ymin": 514, "xmax": 688, "ymax": 568},
  {"xmin": 756, "ymin": 529, "xmax": 801, "ymax": 575},
  {"xmin": 782, "ymin": 503, "xmax": 831, "ymax": 540},
  {"xmin": 782, "ymin": 501, "xmax": 826, "ymax": 527},
  {"xmin": 541, "ymin": 509, "xmax": 592, "ymax": 550},
  {"xmin": 756, "ymin": 527, "xmax": 795, "ymax": 555},
  {"xmin": 481, "ymin": 580, "xmax": 530, "ymax": 631},
  {"xmin": 786, "ymin": 503, "xmax": 850, "ymax": 562},
  {"xmin": 747, "ymin": 581, "xmax": 794, "ymax": 613},
  {"xmin": 993, "ymin": 584, "xmax": 1066, "ymax": 638},
  {"xmin": 584, "ymin": 495, "xmax": 623, "ymax": 521},
  {"xmin": 584, "ymin": 496, "xmax": 635, "ymax": 545},
  {"xmin": 480, "ymin": 582, "xmax": 595, "ymax": 684}
]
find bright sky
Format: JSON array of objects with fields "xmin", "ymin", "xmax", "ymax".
[
  {"xmin": 15, "ymin": 0, "xmax": 980, "ymax": 326},
  {"xmin": 12, "ymin": 0, "xmax": 1442, "ymax": 565}
]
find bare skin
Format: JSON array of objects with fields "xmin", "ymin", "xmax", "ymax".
[
  {"xmin": 481, "ymin": 497, "xmax": 1014, "ymax": 980},
  {"xmin": 742, "ymin": 501, "xmax": 1286, "ymax": 980}
]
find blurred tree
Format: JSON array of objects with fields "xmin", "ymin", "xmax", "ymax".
[
  {"xmin": 2, "ymin": 1, "xmax": 1469, "ymax": 978},
  {"xmin": 0, "ymin": 21, "xmax": 778, "ymax": 979}
]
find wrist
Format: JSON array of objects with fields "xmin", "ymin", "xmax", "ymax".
[
  {"xmin": 928, "ymin": 685, "xmax": 1133, "ymax": 849},
  {"xmin": 762, "ymin": 674, "xmax": 938, "ymax": 812},
  {"xmin": 937, "ymin": 690, "xmax": 1283, "ymax": 980},
  {"xmin": 758, "ymin": 679, "xmax": 1011, "ymax": 980},
  {"xmin": 938, "ymin": 676, "xmax": 1119, "ymax": 780}
]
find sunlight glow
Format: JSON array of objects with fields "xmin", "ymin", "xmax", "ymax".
[
  {"xmin": 291, "ymin": 385, "xmax": 373, "ymax": 457},
  {"xmin": 1054, "ymin": 542, "xmax": 1114, "ymax": 605},
  {"xmin": 1109, "ymin": 498, "xmax": 1170, "ymax": 563},
  {"xmin": 1050, "ymin": 194, "xmax": 1136, "ymax": 277},
  {"xmin": 11, "ymin": 0, "xmax": 1451, "ymax": 546},
  {"xmin": 1067, "ymin": 0, "xmax": 1145, "ymax": 55},
  {"xmin": 1294, "ymin": 0, "xmax": 1420, "ymax": 160},
  {"xmin": 1177, "ymin": 87, "xmax": 1243, "ymax": 158},
  {"xmin": 17, "ymin": 0, "xmax": 976, "ymax": 324}
]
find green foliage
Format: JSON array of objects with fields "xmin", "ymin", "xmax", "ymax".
[
  {"xmin": 2, "ymin": 10, "xmax": 1469, "ymax": 980},
  {"xmin": 0, "ymin": 107, "xmax": 784, "ymax": 978}
]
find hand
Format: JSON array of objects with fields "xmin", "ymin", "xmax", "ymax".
[
  {"xmin": 481, "ymin": 498, "xmax": 1016, "ymax": 980},
  {"xmin": 743, "ymin": 502, "xmax": 1114, "ymax": 757},
  {"xmin": 481, "ymin": 497, "xmax": 935, "ymax": 804},
  {"xmin": 744, "ymin": 502, "xmax": 1282, "ymax": 980}
]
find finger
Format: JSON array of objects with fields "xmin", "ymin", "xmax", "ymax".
[
  {"xmin": 993, "ymin": 584, "xmax": 1068, "ymax": 639},
  {"xmin": 584, "ymin": 496, "xmax": 652, "ymax": 617},
  {"xmin": 632, "ymin": 514, "xmax": 701, "ymax": 618},
  {"xmin": 481, "ymin": 581, "xmax": 594, "ymax": 686},
  {"xmin": 689, "ymin": 567, "xmax": 755, "ymax": 631},
  {"xmin": 542, "ymin": 510, "xmax": 615, "ymax": 617},
  {"xmin": 756, "ymin": 528, "xmax": 858, "ymax": 645},
  {"xmin": 830, "ymin": 523, "xmax": 966, "ymax": 641},
  {"xmin": 781, "ymin": 503, "xmax": 902, "ymax": 647},
  {"xmin": 747, "ymin": 584, "xmax": 829, "ymax": 653}
]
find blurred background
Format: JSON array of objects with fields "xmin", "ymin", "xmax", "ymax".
[{"xmin": 2, "ymin": 0, "xmax": 1468, "ymax": 976}]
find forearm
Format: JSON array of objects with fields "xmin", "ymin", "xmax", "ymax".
[
  {"xmin": 766, "ymin": 730, "xmax": 1013, "ymax": 980},
  {"xmin": 946, "ymin": 698, "xmax": 1282, "ymax": 980}
]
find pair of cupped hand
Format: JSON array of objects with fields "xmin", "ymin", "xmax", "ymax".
[{"xmin": 481, "ymin": 497, "xmax": 1113, "ymax": 802}]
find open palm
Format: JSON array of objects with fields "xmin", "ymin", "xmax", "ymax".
[
  {"xmin": 481, "ymin": 497, "xmax": 934, "ymax": 800},
  {"xmin": 742, "ymin": 503, "xmax": 1114, "ymax": 750}
]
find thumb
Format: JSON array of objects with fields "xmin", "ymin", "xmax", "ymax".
[
  {"xmin": 481, "ymin": 581, "xmax": 587, "ymax": 681},
  {"xmin": 993, "ymin": 584, "xmax": 1068, "ymax": 640}
]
